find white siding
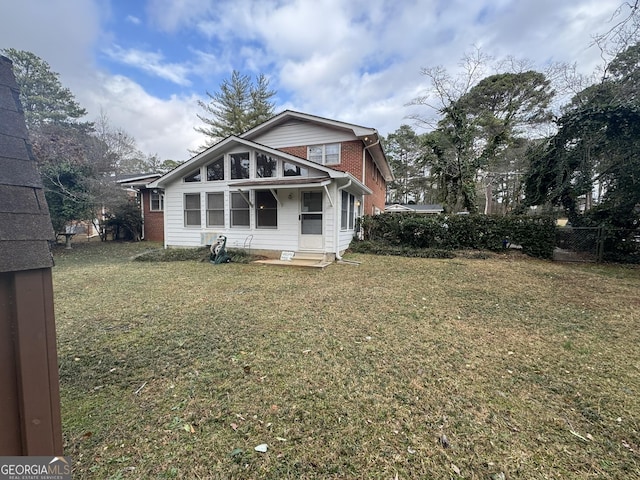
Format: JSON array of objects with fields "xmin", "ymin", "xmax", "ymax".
[
  {"xmin": 251, "ymin": 120, "xmax": 356, "ymax": 149},
  {"xmin": 164, "ymin": 181, "xmax": 301, "ymax": 252},
  {"xmin": 163, "ymin": 143, "xmax": 352, "ymax": 255}
]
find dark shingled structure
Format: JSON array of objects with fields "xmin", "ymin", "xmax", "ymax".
[
  {"xmin": 0, "ymin": 55, "xmax": 55, "ymax": 272},
  {"xmin": 0, "ymin": 54, "xmax": 63, "ymax": 456}
]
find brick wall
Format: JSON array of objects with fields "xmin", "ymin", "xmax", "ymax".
[
  {"xmin": 141, "ymin": 190, "xmax": 164, "ymax": 242},
  {"xmin": 278, "ymin": 140, "xmax": 387, "ymax": 215},
  {"xmin": 278, "ymin": 146, "xmax": 307, "ymax": 158}
]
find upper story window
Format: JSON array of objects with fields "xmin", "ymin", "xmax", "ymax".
[
  {"xmin": 207, "ymin": 156, "xmax": 224, "ymax": 181},
  {"xmin": 184, "ymin": 169, "xmax": 202, "ymax": 182},
  {"xmin": 308, "ymin": 143, "xmax": 340, "ymax": 165},
  {"xmin": 150, "ymin": 191, "xmax": 164, "ymax": 211},
  {"xmin": 283, "ymin": 161, "xmax": 309, "ymax": 177},
  {"xmin": 230, "ymin": 152, "xmax": 250, "ymax": 179},
  {"xmin": 256, "ymin": 153, "xmax": 277, "ymax": 178}
]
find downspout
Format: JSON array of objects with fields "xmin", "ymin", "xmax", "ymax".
[{"xmin": 335, "ymin": 180, "xmax": 352, "ymax": 261}]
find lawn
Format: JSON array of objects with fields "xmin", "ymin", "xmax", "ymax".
[{"xmin": 52, "ymin": 241, "xmax": 640, "ymax": 479}]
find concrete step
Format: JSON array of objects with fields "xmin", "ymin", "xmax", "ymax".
[{"xmin": 291, "ymin": 251, "xmax": 327, "ymax": 262}]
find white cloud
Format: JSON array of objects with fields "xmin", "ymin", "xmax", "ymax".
[
  {"xmin": 0, "ymin": 0, "xmax": 100, "ymax": 74},
  {"xmin": 146, "ymin": 0, "xmax": 215, "ymax": 32},
  {"xmin": 79, "ymin": 73, "xmax": 206, "ymax": 161},
  {"xmin": 125, "ymin": 15, "xmax": 142, "ymax": 25},
  {"xmin": 1, "ymin": 0, "xmax": 629, "ymax": 162},
  {"xmin": 103, "ymin": 45, "xmax": 193, "ymax": 86}
]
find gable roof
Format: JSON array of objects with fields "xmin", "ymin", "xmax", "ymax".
[
  {"xmin": 240, "ymin": 110, "xmax": 394, "ymax": 182},
  {"xmin": 116, "ymin": 173, "xmax": 162, "ymax": 188},
  {"xmin": 0, "ymin": 55, "xmax": 55, "ymax": 272},
  {"xmin": 149, "ymin": 135, "xmax": 371, "ymax": 194}
]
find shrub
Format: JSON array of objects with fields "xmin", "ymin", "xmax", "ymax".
[{"xmin": 358, "ymin": 213, "xmax": 555, "ymax": 259}]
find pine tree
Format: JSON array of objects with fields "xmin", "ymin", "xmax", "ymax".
[
  {"xmin": 194, "ymin": 70, "xmax": 276, "ymax": 152},
  {"xmin": 2, "ymin": 48, "xmax": 90, "ymax": 130}
]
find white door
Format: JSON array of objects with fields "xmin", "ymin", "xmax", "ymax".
[{"xmin": 299, "ymin": 191, "xmax": 323, "ymax": 250}]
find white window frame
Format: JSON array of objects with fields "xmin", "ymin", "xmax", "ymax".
[
  {"xmin": 183, "ymin": 168, "xmax": 202, "ymax": 182},
  {"xmin": 308, "ymin": 143, "xmax": 341, "ymax": 165},
  {"xmin": 230, "ymin": 152, "xmax": 250, "ymax": 180},
  {"xmin": 184, "ymin": 193, "xmax": 201, "ymax": 227},
  {"xmin": 256, "ymin": 152, "xmax": 278, "ymax": 178},
  {"xmin": 340, "ymin": 191, "xmax": 357, "ymax": 231},
  {"xmin": 206, "ymin": 192, "xmax": 225, "ymax": 227},
  {"xmin": 230, "ymin": 192, "xmax": 250, "ymax": 228},
  {"xmin": 255, "ymin": 190, "xmax": 278, "ymax": 229},
  {"xmin": 150, "ymin": 190, "xmax": 164, "ymax": 211},
  {"xmin": 283, "ymin": 161, "xmax": 309, "ymax": 177},
  {"xmin": 206, "ymin": 156, "xmax": 225, "ymax": 181}
]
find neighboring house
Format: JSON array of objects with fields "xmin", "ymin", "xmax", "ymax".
[
  {"xmin": 385, "ymin": 203, "xmax": 444, "ymax": 214},
  {"xmin": 116, "ymin": 173, "xmax": 164, "ymax": 242},
  {"xmin": 149, "ymin": 110, "xmax": 393, "ymax": 260}
]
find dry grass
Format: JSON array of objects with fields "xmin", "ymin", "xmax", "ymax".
[{"xmin": 52, "ymin": 241, "xmax": 640, "ymax": 479}]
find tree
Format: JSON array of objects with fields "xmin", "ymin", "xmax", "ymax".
[
  {"xmin": 383, "ymin": 125, "xmax": 434, "ymax": 204},
  {"xmin": 417, "ymin": 68, "xmax": 554, "ymax": 212},
  {"xmin": 2, "ymin": 49, "xmax": 104, "ymax": 232},
  {"xmin": 409, "ymin": 48, "xmax": 492, "ymax": 212},
  {"xmin": 523, "ymin": 42, "xmax": 640, "ymax": 231},
  {"xmin": 1, "ymin": 48, "xmax": 91, "ymax": 131},
  {"xmin": 194, "ymin": 70, "xmax": 276, "ymax": 151}
]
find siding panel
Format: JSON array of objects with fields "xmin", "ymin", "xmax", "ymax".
[{"xmin": 252, "ymin": 121, "xmax": 356, "ymax": 149}]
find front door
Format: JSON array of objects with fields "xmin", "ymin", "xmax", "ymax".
[{"xmin": 299, "ymin": 191, "xmax": 323, "ymax": 250}]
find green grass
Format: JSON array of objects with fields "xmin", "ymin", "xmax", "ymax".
[{"xmin": 53, "ymin": 240, "xmax": 640, "ymax": 479}]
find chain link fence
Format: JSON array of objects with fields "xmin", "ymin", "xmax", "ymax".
[{"xmin": 555, "ymin": 227, "xmax": 640, "ymax": 263}]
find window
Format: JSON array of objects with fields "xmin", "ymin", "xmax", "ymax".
[
  {"xmin": 308, "ymin": 143, "xmax": 340, "ymax": 164},
  {"xmin": 308, "ymin": 145, "xmax": 323, "ymax": 163},
  {"xmin": 256, "ymin": 153, "xmax": 277, "ymax": 178},
  {"xmin": 184, "ymin": 193, "xmax": 201, "ymax": 227},
  {"xmin": 231, "ymin": 152, "xmax": 250, "ymax": 179},
  {"xmin": 230, "ymin": 192, "xmax": 250, "ymax": 227},
  {"xmin": 255, "ymin": 190, "xmax": 277, "ymax": 228},
  {"xmin": 349, "ymin": 194, "xmax": 355, "ymax": 229},
  {"xmin": 325, "ymin": 143, "xmax": 340, "ymax": 164},
  {"xmin": 207, "ymin": 193, "xmax": 224, "ymax": 227},
  {"xmin": 340, "ymin": 191, "xmax": 357, "ymax": 230},
  {"xmin": 184, "ymin": 169, "xmax": 202, "ymax": 182},
  {"xmin": 341, "ymin": 191, "xmax": 349, "ymax": 230},
  {"xmin": 150, "ymin": 191, "xmax": 164, "ymax": 211},
  {"xmin": 207, "ymin": 157, "xmax": 224, "ymax": 181},
  {"xmin": 283, "ymin": 161, "xmax": 309, "ymax": 177}
]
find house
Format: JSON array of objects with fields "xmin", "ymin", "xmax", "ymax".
[
  {"xmin": 149, "ymin": 110, "xmax": 393, "ymax": 260},
  {"xmin": 385, "ymin": 203, "xmax": 444, "ymax": 214},
  {"xmin": 0, "ymin": 55, "xmax": 63, "ymax": 454},
  {"xmin": 116, "ymin": 173, "xmax": 164, "ymax": 242}
]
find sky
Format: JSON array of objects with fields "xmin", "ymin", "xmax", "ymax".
[{"xmin": 0, "ymin": 0, "xmax": 629, "ymax": 162}]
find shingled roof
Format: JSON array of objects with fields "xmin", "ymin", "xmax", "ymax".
[{"xmin": 0, "ymin": 55, "xmax": 54, "ymax": 272}]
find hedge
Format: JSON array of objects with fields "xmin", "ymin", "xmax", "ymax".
[{"xmin": 358, "ymin": 213, "xmax": 556, "ymax": 259}]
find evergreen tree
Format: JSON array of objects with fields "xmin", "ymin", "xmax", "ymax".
[
  {"xmin": 2, "ymin": 48, "xmax": 105, "ymax": 232},
  {"xmin": 194, "ymin": 70, "xmax": 276, "ymax": 151},
  {"xmin": 2, "ymin": 48, "xmax": 90, "ymax": 130},
  {"xmin": 523, "ymin": 42, "xmax": 640, "ymax": 231}
]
